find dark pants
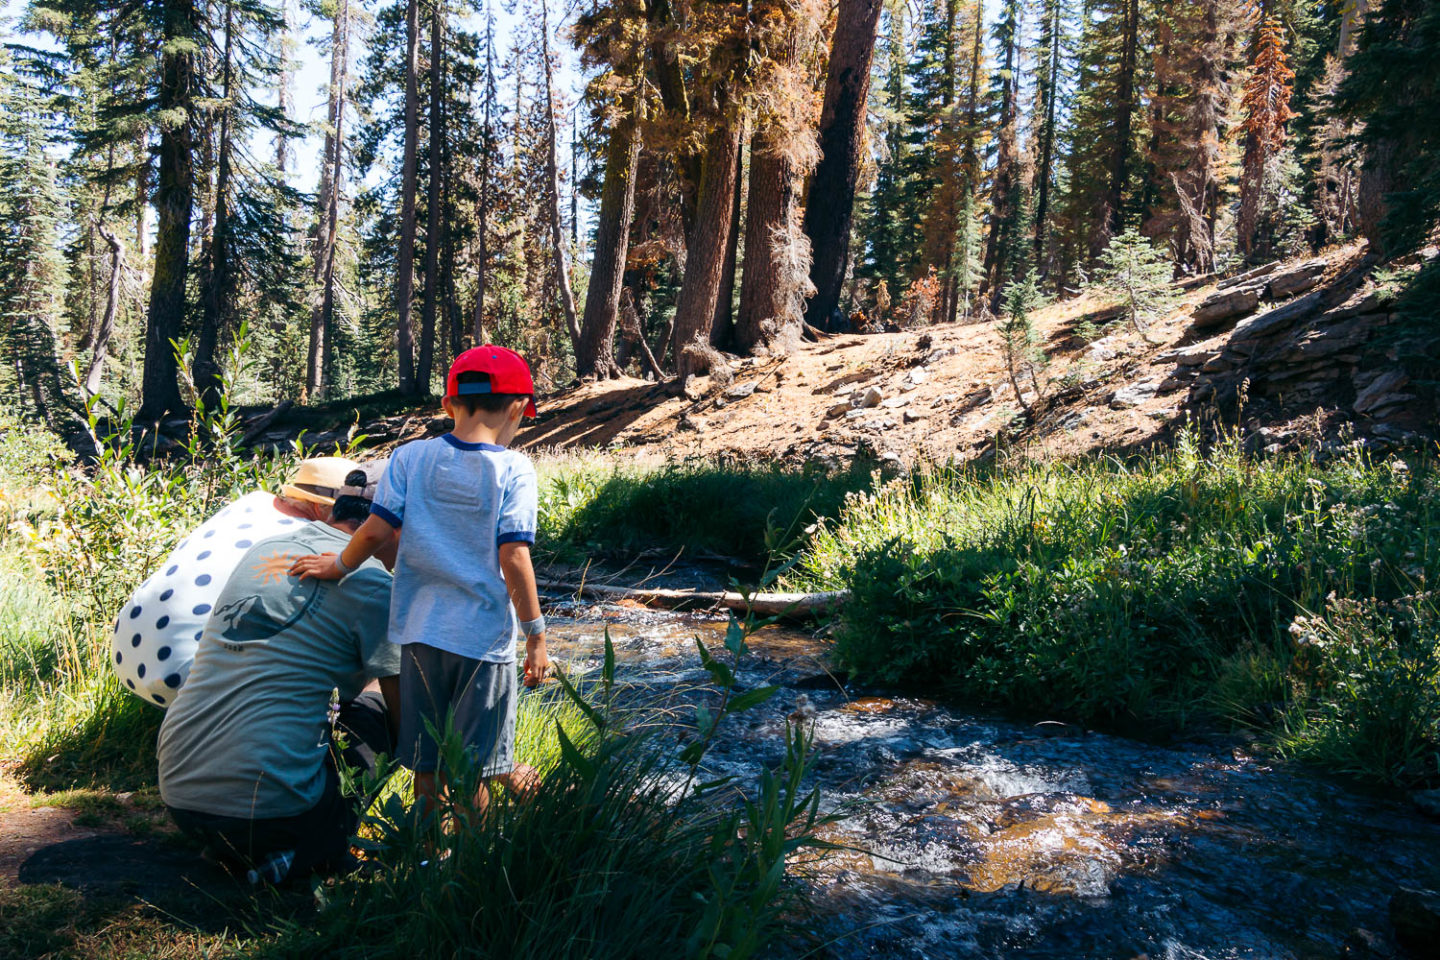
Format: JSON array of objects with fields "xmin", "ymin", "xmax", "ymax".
[{"xmin": 167, "ymin": 691, "xmax": 393, "ymax": 881}]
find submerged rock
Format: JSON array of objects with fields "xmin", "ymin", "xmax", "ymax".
[{"xmin": 1391, "ymin": 887, "xmax": 1440, "ymax": 955}]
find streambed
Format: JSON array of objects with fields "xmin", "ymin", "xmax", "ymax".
[{"xmin": 542, "ymin": 600, "xmax": 1440, "ymax": 959}]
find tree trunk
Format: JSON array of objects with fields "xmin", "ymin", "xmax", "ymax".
[
  {"xmin": 541, "ymin": 1, "xmax": 581, "ymax": 352},
  {"xmin": 394, "ymin": 0, "xmax": 421, "ymax": 394},
  {"xmin": 982, "ymin": 4, "xmax": 1021, "ymax": 310},
  {"xmin": 276, "ymin": 0, "xmax": 295, "ymax": 175},
  {"xmin": 576, "ymin": 101, "xmax": 642, "ymax": 378},
  {"xmin": 1339, "ymin": 0, "xmax": 1370, "ymax": 57},
  {"xmin": 471, "ymin": 9, "xmax": 498, "ymax": 347},
  {"xmin": 134, "ymin": 145, "xmax": 149, "ymax": 261},
  {"xmin": 136, "ymin": 0, "xmax": 197, "ymax": 422},
  {"xmin": 645, "ymin": 0, "xmax": 700, "ymax": 234},
  {"xmin": 1107, "ymin": 0, "xmax": 1141, "ymax": 238},
  {"xmin": 1033, "ymin": 0, "xmax": 1062, "ymax": 272},
  {"xmin": 709, "ymin": 139, "xmax": 744, "ymax": 349},
  {"xmin": 735, "ymin": 138, "xmax": 798, "ymax": 351},
  {"xmin": 672, "ymin": 117, "xmax": 744, "ymax": 377},
  {"xmin": 418, "ymin": 0, "xmax": 444, "ymax": 395},
  {"xmin": 307, "ymin": 0, "xmax": 349, "ymax": 399},
  {"xmin": 194, "ymin": 0, "xmax": 236, "ymax": 408},
  {"xmin": 802, "ymin": 0, "xmax": 884, "ymax": 329},
  {"xmin": 84, "ymin": 226, "xmax": 125, "ymax": 396}
]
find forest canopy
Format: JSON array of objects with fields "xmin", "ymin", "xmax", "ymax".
[{"xmin": 0, "ymin": 0, "xmax": 1435, "ymax": 428}]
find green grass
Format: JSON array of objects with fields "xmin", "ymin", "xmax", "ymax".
[
  {"xmin": 790, "ymin": 432, "xmax": 1440, "ymax": 786},
  {"xmin": 535, "ymin": 451, "xmax": 878, "ymax": 567}
]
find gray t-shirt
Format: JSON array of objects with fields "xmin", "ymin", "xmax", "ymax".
[
  {"xmin": 156, "ymin": 522, "xmax": 401, "ymax": 819},
  {"xmin": 369, "ymin": 434, "xmax": 538, "ymax": 663}
]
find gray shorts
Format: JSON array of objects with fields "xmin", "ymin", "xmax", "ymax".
[{"xmin": 397, "ymin": 643, "xmax": 516, "ymax": 777}]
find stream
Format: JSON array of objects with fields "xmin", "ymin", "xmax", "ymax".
[{"xmin": 541, "ymin": 599, "xmax": 1440, "ymax": 960}]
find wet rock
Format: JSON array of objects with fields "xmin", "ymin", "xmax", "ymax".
[
  {"xmin": 724, "ymin": 381, "xmax": 758, "ymax": 400},
  {"xmin": 1411, "ymin": 789, "xmax": 1440, "ymax": 820},
  {"xmin": 1111, "ymin": 381, "xmax": 1159, "ymax": 409},
  {"xmin": 1193, "ymin": 287, "xmax": 1261, "ymax": 328},
  {"xmin": 1266, "ymin": 258, "xmax": 1328, "ymax": 299},
  {"xmin": 859, "ymin": 386, "xmax": 885, "ymax": 408},
  {"xmin": 1391, "ymin": 888, "xmax": 1440, "ymax": 955}
]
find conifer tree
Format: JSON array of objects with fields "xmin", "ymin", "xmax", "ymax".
[{"xmin": 1237, "ymin": 16, "xmax": 1298, "ymax": 259}]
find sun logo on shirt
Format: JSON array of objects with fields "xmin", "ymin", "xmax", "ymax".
[{"xmin": 251, "ymin": 551, "xmax": 294, "ymax": 586}]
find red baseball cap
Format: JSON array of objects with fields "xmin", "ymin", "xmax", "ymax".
[{"xmin": 447, "ymin": 345, "xmax": 538, "ymax": 417}]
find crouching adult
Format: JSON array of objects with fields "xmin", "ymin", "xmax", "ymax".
[
  {"xmin": 156, "ymin": 462, "xmax": 398, "ymax": 884},
  {"xmin": 112, "ymin": 456, "xmax": 359, "ymax": 708}
]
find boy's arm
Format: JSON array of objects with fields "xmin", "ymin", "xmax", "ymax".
[
  {"xmin": 289, "ymin": 514, "xmax": 396, "ymax": 580},
  {"xmin": 499, "ymin": 542, "xmax": 549, "ymax": 687}
]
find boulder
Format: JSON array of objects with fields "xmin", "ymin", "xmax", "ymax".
[
  {"xmin": 724, "ymin": 381, "xmax": 758, "ymax": 400},
  {"xmin": 1193, "ymin": 287, "xmax": 1261, "ymax": 328},
  {"xmin": 1354, "ymin": 370, "xmax": 1412, "ymax": 416},
  {"xmin": 1230, "ymin": 291, "xmax": 1325, "ymax": 342},
  {"xmin": 1110, "ymin": 381, "xmax": 1159, "ymax": 409},
  {"xmin": 1217, "ymin": 260, "xmax": 1282, "ymax": 290},
  {"xmin": 1265, "ymin": 258, "xmax": 1328, "ymax": 299},
  {"xmin": 1412, "ymin": 789, "xmax": 1440, "ymax": 820},
  {"xmin": 1391, "ymin": 888, "xmax": 1440, "ymax": 956}
]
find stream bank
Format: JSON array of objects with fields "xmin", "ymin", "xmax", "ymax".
[{"xmin": 542, "ymin": 597, "xmax": 1440, "ymax": 959}]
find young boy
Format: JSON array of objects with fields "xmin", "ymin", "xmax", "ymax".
[{"xmin": 290, "ymin": 345, "xmax": 549, "ymax": 816}]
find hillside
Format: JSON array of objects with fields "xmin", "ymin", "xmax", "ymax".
[{"xmin": 229, "ymin": 242, "xmax": 1430, "ymax": 466}]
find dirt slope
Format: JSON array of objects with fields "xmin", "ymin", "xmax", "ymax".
[{"xmin": 513, "ymin": 242, "xmax": 1427, "ymax": 465}]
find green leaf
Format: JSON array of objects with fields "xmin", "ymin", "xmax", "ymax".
[
  {"xmin": 724, "ymin": 615, "xmax": 747, "ymax": 657},
  {"xmin": 703, "ymin": 657, "xmax": 735, "ymax": 689},
  {"xmin": 726, "ymin": 685, "xmax": 780, "ymax": 714},
  {"xmin": 695, "ymin": 704, "xmax": 715, "ymax": 737},
  {"xmin": 603, "ymin": 628, "xmax": 615, "ymax": 687},
  {"xmin": 554, "ymin": 668, "xmax": 606, "ymax": 733},
  {"xmin": 556, "ymin": 720, "xmax": 595, "ymax": 780},
  {"xmin": 679, "ymin": 741, "xmax": 706, "ymax": 765}
]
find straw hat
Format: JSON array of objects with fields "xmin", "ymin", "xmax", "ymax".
[{"xmin": 279, "ymin": 456, "xmax": 360, "ymax": 506}]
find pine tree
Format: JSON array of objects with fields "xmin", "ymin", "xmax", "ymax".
[
  {"xmin": 1237, "ymin": 16, "xmax": 1298, "ymax": 259},
  {"xmin": 1098, "ymin": 227, "xmax": 1175, "ymax": 339},
  {"xmin": 0, "ymin": 51, "xmax": 78, "ymax": 428}
]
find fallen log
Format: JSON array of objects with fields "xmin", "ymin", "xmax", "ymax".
[
  {"xmin": 240, "ymin": 400, "xmax": 294, "ymax": 447},
  {"xmin": 537, "ymin": 578, "xmax": 848, "ymax": 620}
]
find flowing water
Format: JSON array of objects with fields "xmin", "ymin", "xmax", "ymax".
[{"xmin": 543, "ymin": 600, "xmax": 1440, "ymax": 959}]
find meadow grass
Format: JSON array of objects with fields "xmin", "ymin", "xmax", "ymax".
[{"xmin": 789, "ymin": 432, "xmax": 1440, "ymax": 786}]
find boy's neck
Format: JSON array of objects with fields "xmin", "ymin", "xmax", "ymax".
[{"xmin": 449, "ymin": 411, "xmax": 509, "ymax": 447}]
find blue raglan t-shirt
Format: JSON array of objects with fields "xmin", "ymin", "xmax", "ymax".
[{"xmin": 370, "ymin": 434, "xmax": 538, "ymax": 662}]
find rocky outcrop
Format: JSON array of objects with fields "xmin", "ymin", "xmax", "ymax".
[{"xmin": 1191, "ymin": 257, "xmax": 1340, "ymax": 330}]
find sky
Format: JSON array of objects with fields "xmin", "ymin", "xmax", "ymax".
[{"xmin": 0, "ymin": 0, "xmax": 588, "ymax": 200}]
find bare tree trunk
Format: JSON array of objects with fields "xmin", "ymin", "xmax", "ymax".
[
  {"xmin": 394, "ymin": 0, "xmax": 421, "ymax": 394},
  {"xmin": 307, "ymin": 0, "xmax": 349, "ymax": 398},
  {"xmin": 84, "ymin": 226, "xmax": 125, "ymax": 396},
  {"xmin": 194, "ymin": 0, "xmax": 236, "ymax": 408},
  {"xmin": 276, "ymin": 0, "xmax": 295, "ymax": 175},
  {"xmin": 576, "ymin": 100, "xmax": 642, "ymax": 378},
  {"xmin": 134, "ymin": 144, "xmax": 149, "ymax": 261},
  {"xmin": 672, "ymin": 117, "xmax": 744, "ymax": 377},
  {"xmin": 710, "ymin": 140, "xmax": 744, "ymax": 349},
  {"xmin": 802, "ymin": 0, "xmax": 884, "ymax": 329},
  {"xmin": 418, "ymin": 0, "xmax": 444, "ymax": 395},
  {"xmin": 541, "ymin": 0, "xmax": 581, "ymax": 351},
  {"xmin": 1339, "ymin": 0, "xmax": 1370, "ymax": 57},
  {"xmin": 137, "ymin": 0, "xmax": 197, "ymax": 422}
]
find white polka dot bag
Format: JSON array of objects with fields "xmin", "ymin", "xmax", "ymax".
[{"xmin": 111, "ymin": 490, "xmax": 311, "ymax": 707}]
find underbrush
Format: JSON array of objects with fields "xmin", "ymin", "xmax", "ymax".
[
  {"xmin": 536, "ymin": 452, "xmax": 875, "ymax": 566},
  {"xmin": 794, "ymin": 431, "xmax": 1440, "ymax": 786}
]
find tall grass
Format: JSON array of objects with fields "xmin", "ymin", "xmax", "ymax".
[
  {"xmin": 793, "ymin": 431, "xmax": 1440, "ymax": 785},
  {"xmin": 535, "ymin": 451, "xmax": 876, "ymax": 566}
]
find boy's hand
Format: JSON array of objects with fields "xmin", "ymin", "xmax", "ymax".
[
  {"xmin": 289, "ymin": 552, "xmax": 345, "ymax": 581},
  {"xmin": 523, "ymin": 636, "xmax": 550, "ymax": 688}
]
